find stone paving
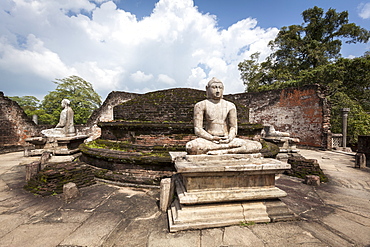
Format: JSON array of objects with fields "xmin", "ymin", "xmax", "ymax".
[{"xmin": 0, "ymin": 149, "xmax": 369, "ymax": 247}]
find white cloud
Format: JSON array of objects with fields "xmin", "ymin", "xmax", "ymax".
[
  {"xmin": 0, "ymin": 0, "xmax": 279, "ymax": 98},
  {"xmin": 358, "ymin": 3, "xmax": 370, "ymax": 19},
  {"xmin": 130, "ymin": 70, "xmax": 154, "ymax": 83},
  {"xmin": 157, "ymin": 74, "xmax": 176, "ymax": 85},
  {"xmin": 0, "ymin": 34, "xmax": 75, "ymax": 78}
]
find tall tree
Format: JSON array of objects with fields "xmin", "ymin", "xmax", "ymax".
[
  {"xmin": 8, "ymin": 96, "xmax": 54, "ymax": 124},
  {"xmin": 239, "ymin": 6, "xmax": 370, "ymax": 92},
  {"xmin": 42, "ymin": 76, "xmax": 102, "ymax": 124},
  {"xmin": 238, "ymin": 6, "xmax": 370, "ymax": 144},
  {"xmin": 9, "ymin": 96, "xmax": 40, "ymax": 113}
]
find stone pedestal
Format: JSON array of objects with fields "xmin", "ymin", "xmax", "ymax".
[
  {"xmin": 25, "ymin": 135, "xmax": 88, "ymax": 156},
  {"xmin": 167, "ymin": 153, "xmax": 296, "ymax": 232}
]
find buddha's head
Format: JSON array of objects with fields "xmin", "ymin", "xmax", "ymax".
[{"xmin": 206, "ymin": 77, "xmax": 224, "ymax": 100}]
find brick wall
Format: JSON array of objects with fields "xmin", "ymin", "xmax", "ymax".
[
  {"xmin": 0, "ymin": 92, "xmax": 39, "ymax": 149},
  {"xmin": 1, "ymin": 85, "xmax": 330, "ymax": 149},
  {"xmin": 100, "ymin": 88, "xmax": 257, "ymax": 147},
  {"xmin": 229, "ymin": 85, "xmax": 331, "ymax": 148},
  {"xmin": 87, "ymin": 91, "xmax": 138, "ymax": 125},
  {"xmin": 112, "ymin": 88, "xmax": 249, "ymax": 123}
]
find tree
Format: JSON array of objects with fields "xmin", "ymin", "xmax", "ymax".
[
  {"xmin": 9, "ymin": 96, "xmax": 54, "ymax": 124},
  {"xmin": 238, "ymin": 6, "xmax": 370, "ymax": 145},
  {"xmin": 336, "ymin": 53, "xmax": 370, "ymax": 112},
  {"xmin": 42, "ymin": 76, "xmax": 102, "ymax": 124},
  {"xmin": 330, "ymin": 92, "xmax": 370, "ymax": 144},
  {"xmin": 239, "ymin": 6, "xmax": 370, "ymax": 92}
]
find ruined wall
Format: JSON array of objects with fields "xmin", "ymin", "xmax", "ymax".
[
  {"xmin": 229, "ymin": 85, "xmax": 331, "ymax": 148},
  {"xmin": 81, "ymin": 91, "xmax": 138, "ymax": 140},
  {"xmin": 100, "ymin": 88, "xmax": 258, "ymax": 147},
  {"xmin": 87, "ymin": 91, "xmax": 138, "ymax": 125},
  {"xmin": 0, "ymin": 85, "xmax": 331, "ymax": 149},
  {"xmin": 0, "ymin": 92, "xmax": 39, "ymax": 150}
]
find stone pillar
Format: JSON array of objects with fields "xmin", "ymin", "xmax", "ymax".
[
  {"xmin": 341, "ymin": 108, "xmax": 350, "ymax": 148},
  {"xmin": 25, "ymin": 161, "xmax": 41, "ymax": 181},
  {"xmin": 40, "ymin": 151, "xmax": 52, "ymax": 170},
  {"xmin": 160, "ymin": 178, "xmax": 174, "ymax": 212}
]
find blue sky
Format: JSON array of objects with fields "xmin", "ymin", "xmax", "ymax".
[
  {"xmin": 0, "ymin": 0, "xmax": 369, "ymax": 100},
  {"xmin": 118, "ymin": 0, "xmax": 369, "ymax": 57}
]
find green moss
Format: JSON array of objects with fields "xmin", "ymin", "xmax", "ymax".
[
  {"xmin": 260, "ymin": 140, "xmax": 279, "ymax": 158},
  {"xmin": 24, "ymin": 162, "xmax": 95, "ymax": 196},
  {"xmin": 286, "ymin": 157, "xmax": 329, "ymax": 183}
]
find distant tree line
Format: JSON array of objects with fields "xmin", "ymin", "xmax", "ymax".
[
  {"xmin": 238, "ymin": 6, "xmax": 370, "ymax": 145},
  {"xmin": 9, "ymin": 76, "xmax": 102, "ymax": 125}
]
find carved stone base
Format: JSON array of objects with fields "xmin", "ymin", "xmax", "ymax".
[
  {"xmin": 25, "ymin": 135, "xmax": 88, "ymax": 156},
  {"xmin": 174, "ymin": 175, "xmax": 287, "ymax": 204},
  {"xmin": 167, "ymin": 153, "xmax": 295, "ymax": 232},
  {"xmin": 168, "ymin": 198, "xmax": 296, "ymax": 232}
]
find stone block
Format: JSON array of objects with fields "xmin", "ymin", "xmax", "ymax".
[
  {"xmin": 168, "ymin": 199, "xmax": 270, "ymax": 232},
  {"xmin": 63, "ymin": 182, "xmax": 80, "ymax": 200},
  {"xmin": 25, "ymin": 161, "xmax": 40, "ymax": 181},
  {"xmin": 305, "ymin": 175, "xmax": 320, "ymax": 186},
  {"xmin": 355, "ymin": 153, "xmax": 366, "ymax": 168},
  {"xmin": 40, "ymin": 151, "xmax": 52, "ymax": 169},
  {"xmin": 159, "ymin": 177, "xmax": 174, "ymax": 212}
]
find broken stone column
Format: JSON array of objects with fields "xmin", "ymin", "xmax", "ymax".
[
  {"xmin": 63, "ymin": 182, "xmax": 80, "ymax": 201},
  {"xmin": 40, "ymin": 151, "xmax": 52, "ymax": 170},
  {"xmin": 160, "ymin": 177, "xmax": 174, "ymax": 212},
  {"xmin": 25, "ymin": 161, "xmax": 41, "ymax": 181}
]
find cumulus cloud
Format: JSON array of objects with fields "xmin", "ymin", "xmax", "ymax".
[
  {"xmin": 358, "ymin": 3, "xmax": 370, "ymax": 19},
  {"xmin": 130, "ymin": 70, "xmax": 154, "ymax": 83},
  {"xmin": 0, "ymin": 0, "xmax": 279, "ymax": 98}
]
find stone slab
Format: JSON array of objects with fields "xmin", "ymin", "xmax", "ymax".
[
  {"xmin": 0, "ymin": 223, "xmax": 80, "ymax": 247},
  {"xmin": 168, "ymin": 196, "xmax": 296, "ymax": 232},
  {"xmin": 148, "ymin": 227, "xmax": 200, "ymax": 247},
  {"xmin": 0, "ymin": 214, "xmax": 28, "ymax": 238},
  {"xmin": 174, "ymin": 154, "xmax": 290, "ymax": 173},
  {"xmin": 249, "ymin": 222, "xmax": 327, "ymax": 247},
  {"xmin": 168, "ymin": 199, "xmax": 270, "ymax": 232},
  {"xmin": 322, "ymin": 212, "xmax": 370, "ymax": 245},
  {"xmin": 223, "ymin": 225, "xmax": 265, "ymax": 246},
  {"xmin": 175, "ymin": 176, "xmax": 287, "ymax": 204},
  {"xmin": 59, "ymin": 212, "xmax": 122, "ymax": 247},
  {"xmin": 299, "ymin": 221, "xmax": 354, "ymax": 247},
  {"xmin": 199, "ymin": 228, "xmax": 224, "ymax": 247}
]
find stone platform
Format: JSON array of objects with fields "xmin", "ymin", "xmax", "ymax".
[
  {"xmin": 168, "ymin": 153, "xmax": 296, "ymax": 232},
  {"xmin": 25, "ymin": 135, "xmax": 88, "ymax": 156}
]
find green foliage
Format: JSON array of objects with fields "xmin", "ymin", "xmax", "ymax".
[
  {"xmin": 238, "ymin": 6, "xmax": 370, "ymax": 145},
  {"xmin": 42, "ymin": 75, "xmax": 102, "ymax": 124},
  {"xmin": 269, "ymin": 6, "xmax": 369, "ymax": 73},
  {"xmin": 239, "ymin": 6, "xmax": 370, "ymax": 93},
  {"xmin": 9, "ymin": 75, "xmax": 102, "ymax": 125},
  {"xmin": 330, "ymin": 92, "xmax": 370, "ymax": 144},
  {"xmin": 9, "ymin": 96, "xmax": 54, "ymax": 124},
  {"xmin": 9, "ymin": 95, "xmax": 40, "ymax": 111}
]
